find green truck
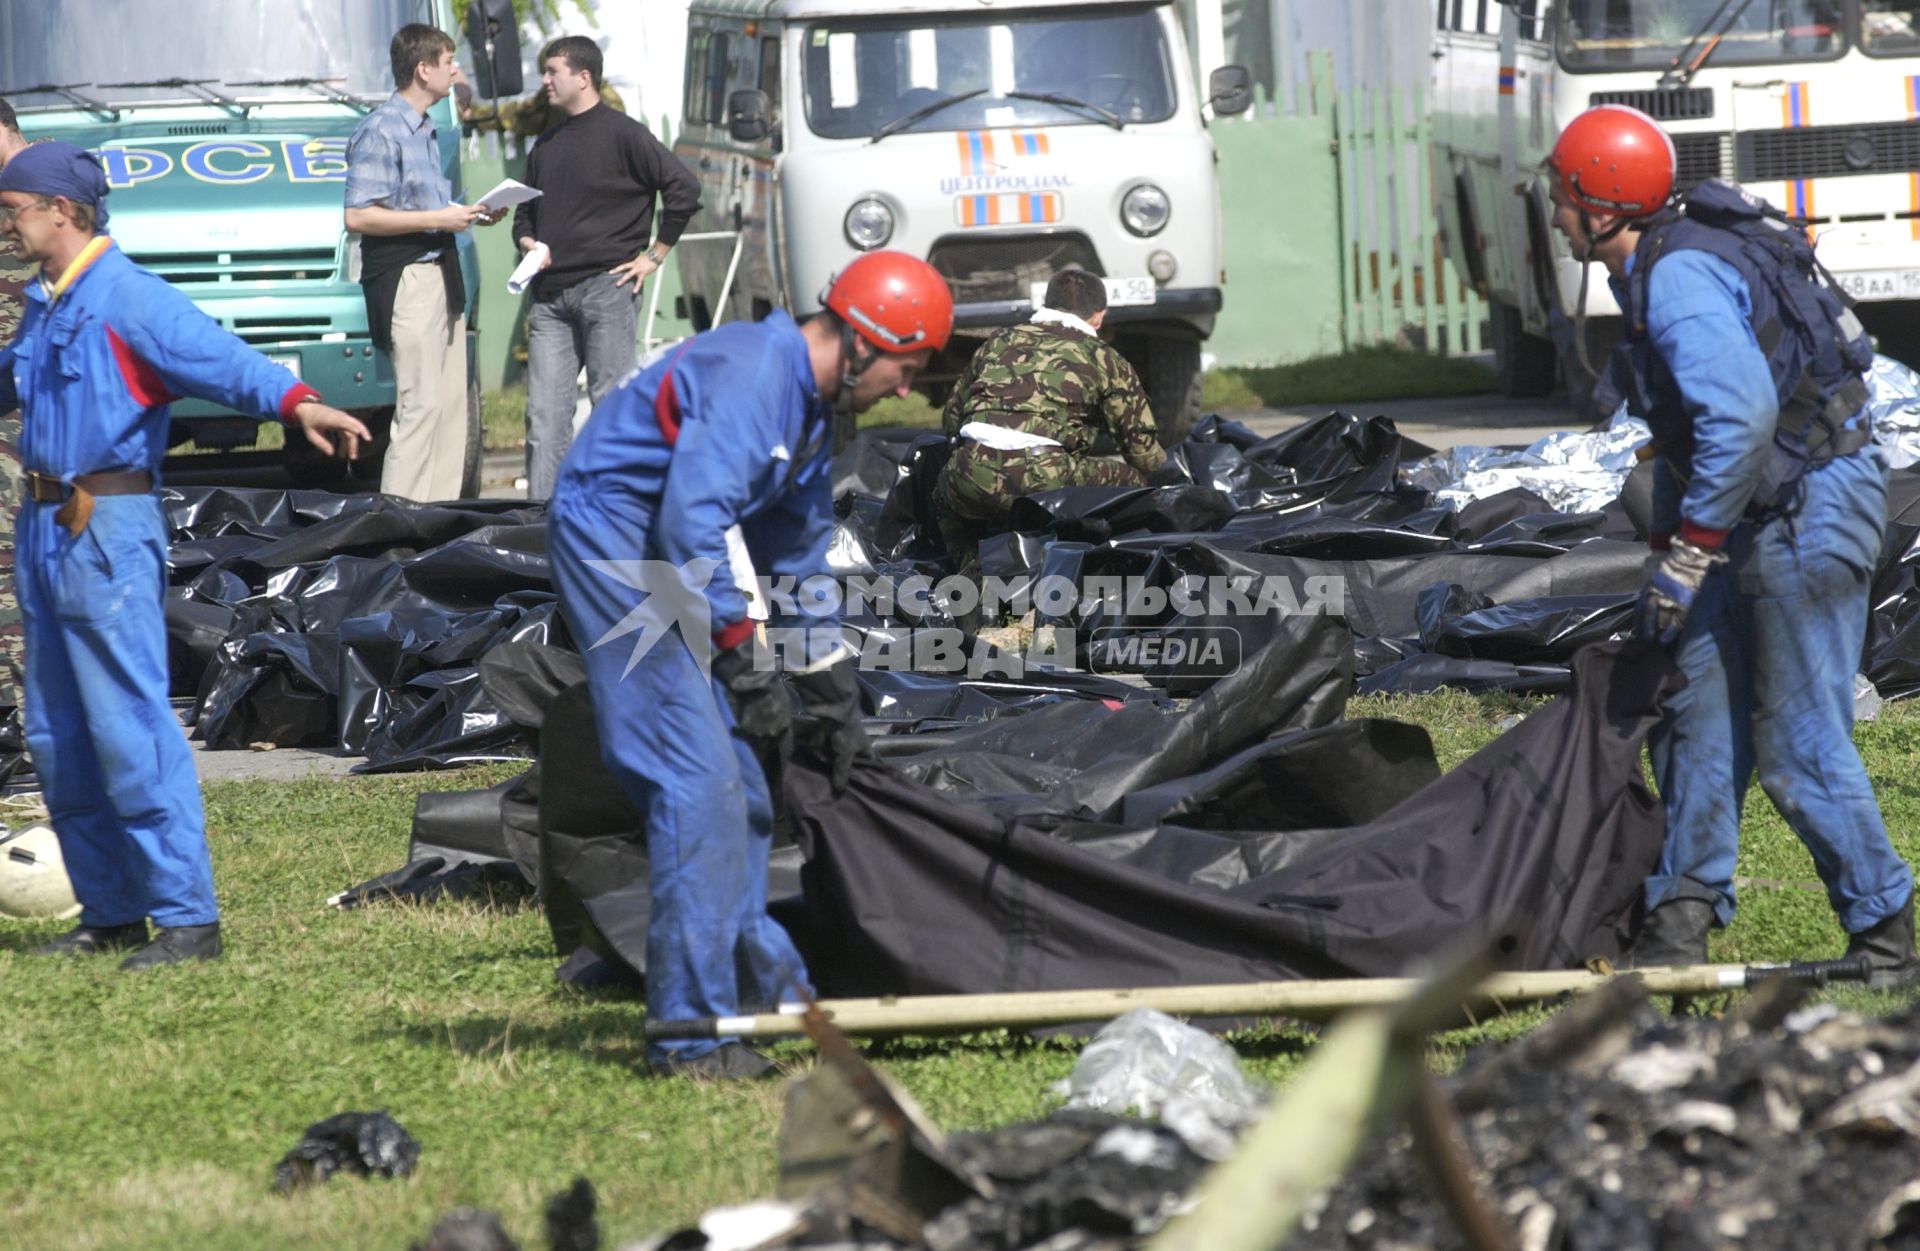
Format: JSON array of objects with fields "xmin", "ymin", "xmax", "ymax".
[{"xmin": 0, "ymin": 0, "xmax": 519, "ymax": 490}]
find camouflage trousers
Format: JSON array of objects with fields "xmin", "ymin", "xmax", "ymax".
[
  {"xmin": 931, "ymin": 440, "xmax": 1147, "ymax": 566},
  {"xmin": 0, "ymin": 411, "xmax": 20, "ymax": 709}
]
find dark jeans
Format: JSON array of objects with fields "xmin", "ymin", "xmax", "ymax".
[
  {"xmin": 524, "ymin": 272, "xmax": 640, "ymax": 500},
  {"xmin": 1647, "ymin": 448, "xmax": 1911, "ymax": 933}
]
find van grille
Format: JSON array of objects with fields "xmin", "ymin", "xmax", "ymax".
[
  {"xmin": 1737, "ymin": 120, "xmax": 1920, "ymax": 182},
  {"xmin": 230, "ymin": 316, "xmax": 336, "ymax": 345},
  {"xmin": 928, "ymin": 232, "xmax": 1104, "ymax": 304},
  {"xmin": 1673, "ymin": 131, "xmax": 1729, "ymax": 190},
  {"xmin": 125, "ymin": 248, "xmax": 339, "ymax": 285},
  {"xmin": 1589, "ymin": 87, "xmax": 1713, "ymax": 121}
]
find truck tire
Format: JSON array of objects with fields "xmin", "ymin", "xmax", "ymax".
[
  {"xmin": 1133, "ymin": 333, "xmax": 1203, "ymax": 445},
  {"xmin": 348, "ymin": 408, "xmax": 394, "ymax": 489},
  {"xmin": 282, "ymin": 426, "xmax": 352, "ymax": 489},
  {"xmin": 1558, "ymin": 316, "xmax": 1624, "ymax": 425},
  {"xmin": 1490, "ymin": 302, "xmax": 1558, "ymax": 398},
  {"xmin": 460, "ymin": 374, "xmax": 485, "ymax": 499}
]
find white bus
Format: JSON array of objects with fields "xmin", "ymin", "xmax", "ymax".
[{"xmin": 1432, "ymin": 0, "xmax": 1920, "ymax": 411}]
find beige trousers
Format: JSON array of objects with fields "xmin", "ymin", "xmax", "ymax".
[{"xmin": 382, "ymin": 262, "xmax": 470, "ymax": 502}]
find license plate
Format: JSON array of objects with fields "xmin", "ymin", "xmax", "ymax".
[
  {"xmin": 1835, "ymin": 269, "xmax": 1920, "ymax": 302},
  {"xmin": 268, "ymin": 353, "xmax": 302, "ymax": 379},
  {"xmin": 1028, "ymin": 276, "xmax": 1156, "ymax": 308}
]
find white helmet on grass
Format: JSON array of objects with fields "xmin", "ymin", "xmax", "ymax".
[{"xmin": 0, "ymin": 824, "xmax": 81, "ymax": 921}]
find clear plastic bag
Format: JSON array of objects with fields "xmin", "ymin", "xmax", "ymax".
[{"xmin": 1051, "ymin": 1008, "xmax": 1265, "ymax": 1159}]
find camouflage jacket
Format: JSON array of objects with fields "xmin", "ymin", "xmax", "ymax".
[
  {"xmin": 486, "ymin": 82, "xmax": 628, "ymax": 137},
  {"xmin": 941, "ymin": 320, "xmax": 1163, "ymax": 471},
  {"xmin": 0, "ymin": 239, "xmax": 34, "ymax": 346}
]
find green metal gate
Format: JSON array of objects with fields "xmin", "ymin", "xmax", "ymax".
[{"xmin": 1210, "ymin": 51, "xmax": 1484, "ymax": 369}]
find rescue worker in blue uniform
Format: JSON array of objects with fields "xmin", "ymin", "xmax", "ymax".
[
  {"xmin": 1547, "ymin": 105, "xmax": 1917, "ymax": 983},
  {"xmin": 547, "ymin": 250, "xmax": 954, "ymax": 1078},
  {"xmin": 0, "ymin": 144, "xmax": 370, "ymax": 968}
]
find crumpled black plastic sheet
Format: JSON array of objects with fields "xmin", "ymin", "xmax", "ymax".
[
  {"xmin": 163, "ymin": 487, "xmax": 556, "ymax": 770},
  {"xmin": 792, "ymin": 641, "xmax": 1681, "ymax": 998},
  {"xmin": 273, "ymin": 1110, "xmax": 421, "ymax": 1193},
  {"xmin": 145, "ymin": 412, "xmax": 1920, "ymax": 782},
  {"xmin": 1867, "ymin": 467, "xmax": 1920, "ymax": 699}
]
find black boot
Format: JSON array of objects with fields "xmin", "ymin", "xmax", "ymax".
[
  {"xmin": 1625, "ymin": 899, "xmax": 1714, "ymax": 969},
  {"xmin": 1845, "ymin": 896, "xmax": 1920, "ymax": 991},
  {"xmin": 31, "ymin": 921, "xmax": 148, "ymax": 957},
  {"xmin": 646, "ymin": 1043, "xmax": 777, "ymax": 1081},
  {"xmin": 119, "ymin": 923, "xmax": 223, "ymax": 971}
]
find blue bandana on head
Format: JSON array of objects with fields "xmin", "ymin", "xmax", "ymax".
[{"xmin": 0, "ymin": 141, "xmax": 110, "ymax": 230}]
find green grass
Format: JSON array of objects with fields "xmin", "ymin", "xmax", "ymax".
[
  {"xmin": 482, "ymin": 385, "xmax": 529, "ymax": 453},
  {"xmin": 858, "ymin": 390, "xmax": 942, "ymax": 430},
  {"xmin": 1204, "ymin": 345, "xmax": 1498, "ymax": 411},
  {"xmin": 5, "ymin": 696, "xmax": 1918, "ymax": 1248}
]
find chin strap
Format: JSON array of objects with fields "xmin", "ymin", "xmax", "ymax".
[
  {"xmin": 1569, "ymin": 209, "xmax": 1633, "ymax": 384},
  {"xmin": 832, "ymin": 323, "xmax": 878, "ymax": 454}
]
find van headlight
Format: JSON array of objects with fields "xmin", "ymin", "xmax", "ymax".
[
  {"xmin": 1121, "ymin": 184, "xmax": 1170, "ymax": 237},
  {"xmin": 844, "ymin": 198, "xmax": 895, "ymax": 250}
]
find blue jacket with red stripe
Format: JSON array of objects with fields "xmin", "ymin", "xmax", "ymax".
[
  {"xmin": 0, "ymin": 240, "xmax": 315, "ymax": 481},
  {"xmin": 553, "ymin": 310, "xmax": 836, "ymax": 650}
]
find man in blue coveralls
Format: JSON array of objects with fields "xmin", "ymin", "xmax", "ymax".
[
  {"xmin": 1547, "ymin": 105, "xmax": 1916, "ymax": 983},
  {"xmin": 548, "ymin": 250, "xmax": 953, "ymax": 1078},
  {"xmin": 0, "ymin": 144, "xmax": 371, "ymax": 969}
]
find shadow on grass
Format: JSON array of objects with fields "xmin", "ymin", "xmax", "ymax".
[{"xmin": 380, "ymin": 1003, "xmax": 653, "ymax": 1070}]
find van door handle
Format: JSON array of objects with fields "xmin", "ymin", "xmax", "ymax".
[{"xmin": 698, "ymin": 157, "xmax": 716, "ymax": 171}]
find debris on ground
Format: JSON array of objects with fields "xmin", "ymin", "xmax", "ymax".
[
  {"xmin": 272, "ymin": 1110, "xmax": 420, "ymax": 1193},
  {"xmin": 618, "ymin": 979, "xmax": 1920, "ymax": 1251},
  {"xmin": 410, "ymin": 1208, "xmax": 521, "ymax": 1251},
  {"xmin": 410, "ymin": 1178, "xmax": 600, "ymax": 1251},
  {"xmin": 1293, "ymin": 985, "xmax": 1920, "ymax": 1250}
]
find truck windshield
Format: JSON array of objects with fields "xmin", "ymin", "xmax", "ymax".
[
  {"xmin": 1557, "ymin": 0, "xmax": 1846, "ymax": 70},
  {"xmin": 802, "ymin": 6, "xmax": 1177, "ymax": 140},
  {"xmin": 0, "ymin": 0, "xmax": 424, "ymax": 104}
]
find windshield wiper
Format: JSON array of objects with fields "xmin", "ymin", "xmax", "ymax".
[
  {"xmin": 5, "ymin": 82, "xmax": 118, "ymax": 121},
  {"xmin": 97, "ymin": 77, "xmax": 248, "ymax": 117},
  {"xmin": 1005, "ymin": 89, "xmax": 1125, "ymax": 130},
  {"xmin": 869, "ymin": 88, "xmax": 989, "ymax": 143},
  {"xmin": 228, "ymin": 77, "xmax": 372, "ymax": 114},
  {"xmin": 1658, "ymin": 0, "xmax": 1759, "ymax": 90}
]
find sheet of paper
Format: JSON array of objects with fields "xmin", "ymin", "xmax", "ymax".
[
  {"xmin": 507, "ymin": 242, "xmax": 549, "ymax": 295},
  {"xmin": 475, "ymin": 178, "xmax": 541, "ymax": 212}
]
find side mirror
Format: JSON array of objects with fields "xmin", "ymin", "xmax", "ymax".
[
  {"xmin": 1208, "ymin": 65, "xmax": 1254, "ymax": 117},
  {"xmin": 728, "ymin": 89, "xmax": 773, "ymax": 143},
  {"xmin": 463, "ymin": 0, "xmax": 524, "ymax": 99}
]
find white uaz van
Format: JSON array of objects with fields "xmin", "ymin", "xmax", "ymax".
[{"xmin": 672, "ymin": 0, "xmax": 1251, "ymax": 440}]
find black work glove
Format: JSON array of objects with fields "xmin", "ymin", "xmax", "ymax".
[
  {"xmin": 710, "ymin": 640, "xmax": 792, "ymax": 747},
  {"xmin": 1634, "ymin": 536, "xmax": 1726, "ymax": 646},
  {"xmin": 790, "ymin": 655, "xmax": 867, "ymax": 795}
]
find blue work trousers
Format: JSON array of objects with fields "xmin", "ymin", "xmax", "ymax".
[
  {"xmin": 1648, "ymin": 451, "xmax": 1911, "ymax": 933},
  {"xmin": 524, "ymin": 273, "xmax": 640, "ymax": 502},
  {"xmin": 547, "ymin": 495, "xmax": 811, "ymax": 1060},
  {"xmin": 17, "ymin": 494, "xmax": 217, "ymax": 928}
]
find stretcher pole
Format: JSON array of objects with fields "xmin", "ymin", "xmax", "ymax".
[{"xmin": 643, "ymin": 958, "xmax": 1869, "ymax": 1040}]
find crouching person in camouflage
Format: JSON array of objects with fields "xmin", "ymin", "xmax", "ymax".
[
  {"xmin": 931, "ymin": 269, "xmax": 1164, "ymax": 567},
  {"xmin": 0, "ymin": 99, "xmax": 32, "ymax": 710}
]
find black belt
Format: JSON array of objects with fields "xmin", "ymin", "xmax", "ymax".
[{"xmin": 24, "ymin": 469, "xmax": 153, "ymax": 504}]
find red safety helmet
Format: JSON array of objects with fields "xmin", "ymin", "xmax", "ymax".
[
  {"xmin": 824, "ymin": 251, "xmax": 954, "ymax": 355},
  {"xmin": 1547, "ymin": 104, "xmax": 1676, "ymax": 217}
]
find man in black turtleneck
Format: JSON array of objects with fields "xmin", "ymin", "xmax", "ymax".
[{"xmin": 511, "ymin": 35, "xmax": 701, "ymax": 500}]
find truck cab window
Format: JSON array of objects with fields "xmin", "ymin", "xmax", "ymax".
[
  {"xmin": 1558, "ymin": 0, "xmax": 1845, "ymax": 69},
  {"xmin": 760, "ymin": 36, "xmax": 781, "ymax": 104},
  {"xmin": 802, "ymin": 9, "xmax": 1176, "ymax": 140},
  {"xmin": 1861, "ymin": 2, "xmax": 1920, "ymax": 53},
  {"xmin": 706, "ymin": 32, "xmax": 733, "ymax": 124},
  {"xmin": 685, "ymin": 31, "xmax": 711, "ymax": 122}
]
